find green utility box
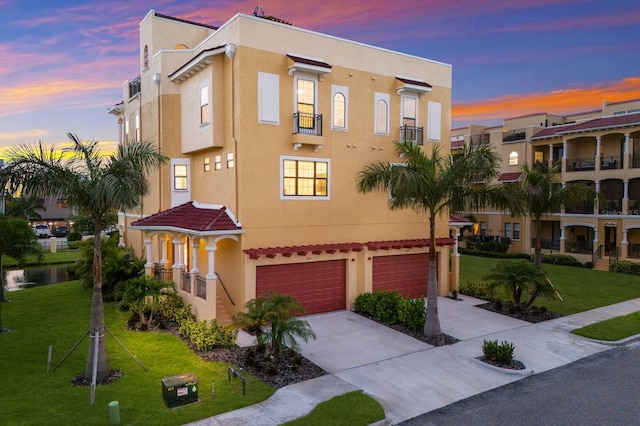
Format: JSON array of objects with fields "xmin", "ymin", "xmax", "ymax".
[{"xmin": 161, "ymin": 373, "xmax": 198, "ymax": 408}]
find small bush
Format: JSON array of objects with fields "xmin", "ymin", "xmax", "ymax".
[
  {"xmin": 584, "ymin": 261, "xmax": 594, "ymax": 269},
  {"xmin": 373, "ymin": 290, "xmax": 403, "ymax": 324},
  {"xmin": 610, "ymin": 260, "xmax": 640, "ymax": 276},
  {"xmin": 459, "ymin": 248, "xmax": 530, "ymax": 259},
  {"xmin": 398, "ymin": 298, "xmax": 425, "ymax": 332},
  {"xmin": 482, "ymin": 339, "xmax": 515, "ymax": 365},
  {"xmin": 179, "ymin": 318, "xmax": 237, "ymax": 351},
  {"xmin": 353, "ymin": 292, "xmax": 377, "ymax": 317},
  {"xmin": 539, "ymin": 253, "xmax": 583, "ymax": 267},
  {"xmin": 459, "ymin": 280, "xmax": 496, "ymax": 300}
]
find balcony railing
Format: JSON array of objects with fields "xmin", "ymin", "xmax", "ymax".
[
  {"xmin": 152, "ymin": 264, "xmax": 173, "ymax": 283},
  {"xmin": 128, "ymin": 75, "xmax": 141, "ymax": 99},
  {"xmin": 400, "ymin": 125, "xmax": 424, "ymax": 145},
  {"xmin": 565, "ymin": 202, "xmax": 595, "ymax": 215},
  {"xmin": 293, "ymin": 112, "xmax": 323, "ymax": 136},
  {"xmin": 196, "ymin": 275, "xmax": 206, "ymax": 299},
  {"xmin": 601, "ymin": 155, "xmax": 621, "ymax": 170},
  {"xmin": 502, "ymin": 129, "xmax": 526, "ymax": 142},
  {"xmin": 564, "ymin": 240, "xmax": 593, "ymax": 254},
  {"xmin": 471, "ymin": 134, "xmax": 490, "ymax": 145},
  {"xmin": 531, "ymin": 238, "xmax": 560, "ymax": 250},
  {"xmin": 566, "ymin": 157, "xmax": 595, "ymax": 172},
  {"xmin": 633, "ymin": 156, "xmax": 640, "ymax": 168},
  {"xmin": 181, "ymin": 270, "xmax": 191, "ymax": 293}
]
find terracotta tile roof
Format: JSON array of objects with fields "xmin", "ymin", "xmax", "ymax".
[
  {"xmin": 396, "ymin": 77, "xmax": 432, "ymax": 89},
  {"xmin": 365, "ymin": 238, "xmax": 456, "ymax": 250},
  {"xmin": 450, "ymin": 214, "xmax": 473, "ymax": 225},
  {"xmin": 498, "ymin": 172, "xmax": 522, "ymax": 182},
  {"xmin": 130, "ymin": 201, "xmax": 241, "ymax": 233},
  {"xmin": 155, "ymin": 12, "xmax": 218, "ymax": 30},
  {"xmin": 286, "ymin": 54, "xmax": 332, "ymax": 69},
  {"xmin": 244, "ymin": 243, "xmax": 363, "ymax": 260},
  {"xmin": 451, "ymin": 140, "xmax": 464, "ymax": 149},
  {"xmin": 531, "ymin": 123, "xmax": 574, "ymax": 139},
  {"xmin": 532, "ymin": 113, "xmax": 640, "ymax": 139}
]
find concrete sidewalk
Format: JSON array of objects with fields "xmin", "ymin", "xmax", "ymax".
[{"xmin": 187, "ymin": 296, "xmax": 640, "ymax": 425}]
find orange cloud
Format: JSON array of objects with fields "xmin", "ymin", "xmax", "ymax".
[{"xmin": 452, "ymin": 77, "xmax": 640, "ymax": 125}]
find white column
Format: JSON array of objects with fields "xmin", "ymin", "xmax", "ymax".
[
  {"xmin": 593, "ymin": 229, "xmax": 599, "ymax": 246},
  {"xmin": 624, "ymin": 180, "xmax": 629, "ymax": 200},
  {"xmin": 596, "ymin": 136, "xmax": 601, "ymax": 157},
  {"xmin": 625, "ymin": 133, "xmax": 630, "ymax": 155},
  {"xmin": 160, "ymin": 236, "xmax": 168, "ymax": 266},
  {"xmin": 548, "ymin": 144, "xmax": 553, "ymax": 163},
  {"xmin": 562, "ymin": 140, "xmax": 567, "ymax": 159},
  {"xmin": 190, "ymin": 240, "xmax": 200, "ymax": 274},
  {"xmin": 144, "ymin": 238, "xmax": 153, "ymax": 267},
  {"xmin": 172, "ymin": 241, "xmax": 181, "ymax": 268},
  {"xmin": 206, "ymin": 245, "xmax": 218, "ymax": 279},
  {"xmin": 622, "ymin": 230, "xmax": 628, "ymax": 245}
]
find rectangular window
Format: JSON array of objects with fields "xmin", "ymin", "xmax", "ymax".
[
  {"xmin": 258, "ymin": 72, "xmax": 279, "ymax": 124},
  {"xmin": 402, "ymin": 96, "xmax": 417, "ymax": 128},
  {"xmin": 204, "ymin": 157, "xmax": 210, "ymax": 172},
  {"xmin": 534, "ymin": 151, "xmax": 544, "ymax": 163},
  {"xmin": 200, "ymin": 86, "xmax": 209, "ymax": 125},
  {"xmin": 226, "ymin": 153, "xmax": 234, "ymax": 168},
  {"xmin": 214, "ymin": 155, "xmax": 222, "ymax": 170},
  {"xmin": 428, "ymin": 101, "xmax": 442, "ymax": 141},
  {"xmin": 135, "ymin": 112, "xmax": 140, "ymax": 142},
  {"xmin": 513, "ymin": 223, "xmax": 520, "ymax": 240},
  {"xmin": 480, "ymin": 222, "xmax": 486, "ymax": 237},
  {"xmin": 174, "ymin": 164, "xmax": 188, "ymax": 190},
  {"xmin": 57, "ymin": 199, "xmax": 69, "ymax": 209},
  {"xmin": 504, "ymin": 223, "xmax": 511, "ymax": 238},
  {"xmin": 281, "ymin": 157, "xmax": 329, "ymax": 198},
  {"xmin": 124, "ymin": 118, "xmax": 130, "ymax": 143},
  {"xmin": 296, "ymin": 77, "xmax": 316, "ymax": 129}
]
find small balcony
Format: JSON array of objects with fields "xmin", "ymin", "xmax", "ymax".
[
  {"xmin": 601, "ymin": 155, "xmax": 621, "ymax": 170},
  {"xmin": 400, "ymin": 125, "xmax": 423, "ymax": 145},
  {"xmin": 502, "ymin": 129, "xmax": 526, "ymax": 142},
  {"xmin": 128, "ymin": 75, "xmax": 141, "ymax": 99},
  {"xmin": 292, "ymin": 112, "xmax": 324, "ymax": 151},
  {"xmin": 471, "ymin": 134, "xmax": 490, "ymax": 145}
]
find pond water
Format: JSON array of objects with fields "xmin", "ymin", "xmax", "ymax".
[{"xmin": 2, "ymin": 265, "xmax": 73, "ymax": 292}]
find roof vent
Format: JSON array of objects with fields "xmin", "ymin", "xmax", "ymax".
[{"xmin": 253, "ymin": 5, "xmax": 265, "ymax": 17}]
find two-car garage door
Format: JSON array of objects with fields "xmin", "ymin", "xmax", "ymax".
[
  {"xmin": 256, "ymin": 260, "xmax": 346, "ymax": 315},
  {"xmin": 373, "ymin": 253, "xmax": 429, "ymax": 299}
]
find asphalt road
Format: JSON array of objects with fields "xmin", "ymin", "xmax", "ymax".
[{"xmin": 399, "ymin": 343, "xmax": 640, "ymax": 426}]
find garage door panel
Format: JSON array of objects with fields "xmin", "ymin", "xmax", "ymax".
[
  {"xmin": 373, "ymin": 253, "xmax": 428, "ymax": 299},
  {"xmin": 256, "ymin": 260, "xmax": 346, "ymax": 315}
]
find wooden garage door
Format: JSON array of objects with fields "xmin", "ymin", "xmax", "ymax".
[
  {"xmin": 256, "ymin": 260, "xmax": 346, "ymax": 315},
  {"xmin": 373, "ymin": 253, "xmax": 429, "ymax": 299}
]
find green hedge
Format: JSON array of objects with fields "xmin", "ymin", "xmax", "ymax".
[
  {"xmin": 459, "ymin": 248, "xmax": 530, "ymax": 259},
  {"xmin": 538, "ymin": 253, "xmax": 583, "ymax": 267},
  {"xmin": 459, "ymin": 280, "xmax": 497, "ymax": 300},
  {"xmin": 610, "ymin": 260, "xmax": 640, "ymax": 276},
  {"xmin": 354, "ymin": 290, "xmax": 425, "ymax": 331}
]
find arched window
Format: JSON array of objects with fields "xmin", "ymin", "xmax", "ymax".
[
  {"xmin": 332, "ymin": 92, "xmax": 345, "ymax": 128},
  {"xmin": 143, "ymin": 45, "xmax": 149, "ymax": 69},
  {"xmin": 376, "ymin": 99, "xmax": 388, "ymax": 134},
  {"xmin": 509, "ymin": 151, "xmax": 519, "ymax": 165}
]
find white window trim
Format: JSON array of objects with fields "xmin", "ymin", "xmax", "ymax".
[
  {"xmin": 509, "ymin": 151, "xmax": 519, "ymax": 166},
  {"xmin": 171, "ymin": 159, "xmax": 190, "ymax": 191},
  {"xmin": 199, "ymin": 80, "xmax": 210, "ymax": 127},
  {"xmin": 293, "ymin": 72, "xmax": 318, "ymax": 114},
  {"xmin": 331, "ymin": 84, "xmax": 348, "ymax": 131},
  {"xmin": 258, "ymin": 72, "xmax": 279, "ymax": 124},
  {"xmin": 279, "ymin": 155, "xmax": 330, "ymax": 201},
  {"xmin": 374, "ymin": 92, "xmax": 390, "ymax": 136},
  {"xmin": 428, "ymin": 101, "xmax": 442, "ymax": 142}
]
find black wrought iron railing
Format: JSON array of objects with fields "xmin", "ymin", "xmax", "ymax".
[
  {"xmin": 293, "ymin": 112, "xmax": 323, "ymax": 136},
  {"xmin": 196, "ymin": 275, "xmax": 206, "ymax": 299},
  {"xmin": 502, "ymin": 129, "xmax": 526, "ymax": 142},
  {"xmin": 600, "ymin": 155, "xmax": 621, "ymax": 170},
  {"xmin": 592, "ymin": 245, "xmax": 603, "ymax": 265},
  {"xmin": 400, "ymin": 125, "xmax": 424, "ymax": 145},
  {"xmin": 128, "ymin": 75, "xmax": 141, "ymax": 98},
  {"xmin": 181, "ymin": 270, "xmax": 191, "ymax": 293},
  {"xmin": 153, "ymin": 264, "xmax": 173, "ymax": 282},
  {"xmin": 566, "ymin": 157, "xmax": 596, "ymax": 172},
  {"xmin": 609, "ymin": 246, "xmax": 619, "ymax": 264}
]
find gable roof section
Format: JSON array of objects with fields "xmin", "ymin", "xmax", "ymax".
[
  {"xmin": 130, "ymin": 201, "xmax": 242, "ymax": 235},
  {"xmin": 498, "ymin": 172, "xmax": 522, "ymax": 182},
  {"xmin": 396, "ymin": 76, "xmax": 432, "ymax": 96},
  {"xmin": 169, "ymin": 44, "xmax": 227, "ymax": 83}
]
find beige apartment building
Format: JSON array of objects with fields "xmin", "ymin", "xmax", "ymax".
[
  {"xmin": 109, "ymin": 10, "xmax": 455, "ymax": 321},
  {"xmin": 452, "ymin": 98, "xmax": 640, "ymax": 269}
]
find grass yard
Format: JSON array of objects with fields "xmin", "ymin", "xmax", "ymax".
[
  {"xmin": 282, "ymin": 391, "xmax": 385, "ymax": 426},
  {"xmin": 571, "ymin": 311, "xmax": 640, "ymax": 341},
  {"xmin": 459, "ymin": 254, "xmax": 640, "ymax": 315},
  {"xmin": 0, "ymin": 281, "xmax": 274, "ymax": 426},
  {"xmin": 2, "ymin": 250, "xmax": 80, "ymax": 268}
]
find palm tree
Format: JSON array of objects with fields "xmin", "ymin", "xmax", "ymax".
[
  {"xmin": 501, "ymin": 163, "xmax": 595, "ymax": 266},
  {"xmin": 357, "ymin": 140, "xmax": 502, "ymax": 336},
  {"xmin": 0, "ymin": 133, "xmax": 167, "ymax": 381},
  {"xmin": 484, "ymin": 260, "xmax": 555, "ymax": 307},
  {"xmin": 5, "ymin": 194, "xmax": 47, "ymax": 220}
]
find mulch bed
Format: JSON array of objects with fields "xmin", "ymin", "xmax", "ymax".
[
  {"xmin": 476, "ymin": 301, "xmax": 564, "ymax": 323},
  {"xmin": 478, "ymin": 356, "xmax": 526, "ymax": 370}
]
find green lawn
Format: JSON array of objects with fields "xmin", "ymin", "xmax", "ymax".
[
  {"xmin": 571, "ymin": 311, "xmax": 640, "ymax": 341},
  {"xmin": 282, "ymin": 391, "xmax": 385, "ymax": 426},
  {"xmin": 460, "ymin": 254, "xmax": 640, "ymax": 315},
  {"xmin": 0, "ymin": 281, "xmax": 274, "ymax": 426},
  {"xmin": 2, "ymin": 249, "xmax": 80, "ymax": 268}
]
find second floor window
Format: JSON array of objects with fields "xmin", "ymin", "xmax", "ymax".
[
  {"xmin": 513, "ymin": 223, "xmax": 520, "ymax": 240},
  {"xmin": 509, "ymin": 151, "xmax": 519, "ymax": 165},
  {"xmin": 375, "ymin": 93, "xmax": 389, "ymax": 135},
  {"xmin": 282, "ymin": 157, "xmax": 328, "ymax": 198},
  {"xmin": 504, "ymin": 223, "xmax": 511, "ymax": 238},
  {"xmin": 333, "ymin": 92, "xmax": 345, "ymax": 128},
  {"xmin": 296, "ymin": 78, "xmax": 316, "ymax": 129},
  {"xmin": 200, "ymin": 86, "xmax": 209, "ymax": 125}
]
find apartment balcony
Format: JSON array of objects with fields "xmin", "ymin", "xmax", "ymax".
[
  {"xmin": 565, "ymin": 202, "xmax": 595, "ymax": 215},
  {"xmin": 564, "ymin": 240, "xmax": 593, "ymax": 254},
  {"xmin": 531, "ymin": 238, "xmax": 560, "ymax": 251},
  {"xmin": 502, "ymin": 129, "xmax": 526, "ymax": 142},
  {"xmin": 601, "ymin": 155, "xmax": 621, "ymax": 170},
  {"xmin": 632, "ymin": 156, "xmax": 640, "ymax": 168},
  {"xmin": 128, "ymin": 75, "xmax": 141, "ymax": 99},
  {"xmin": 566, "ymin": 156, "xmax": 595, "ymax": 172},
  {"xmin": 471, "ymin": 134, "xmax": 490, "ymax": 145},
  {"xmin": 292, "ymin": 112, "xmax": 324, "ymax": 151},
  {"xmin": 400, "ymin": 125, "xmax": 423, "ymax": 145}
]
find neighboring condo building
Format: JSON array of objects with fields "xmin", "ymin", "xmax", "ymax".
[
  {"xmin": 452, "ymin": 98, "xmax": 640, "ymax": 269},
  {"xmin": 109, "ymin": 10, "xmax": 455, "ymax": 322}
]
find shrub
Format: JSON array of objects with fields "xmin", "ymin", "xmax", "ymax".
[
  {"xmin": 459, "ymin": 280, "xmax": 496, "ymax": 300},
  {"xmin": 398, "ymin": 298, "xmax": 425, "ymax": 332},
  {"xmin": 157, "ymin": 293, "xmax": 195, "ymax": 324},
  {"xmin": 584, "ymin": 261, "xmax": 594, "ymax": 269},
  {"xmin": 482, "ymin": 339, "xmax": 515, "ymax": 365},
  {"xmin": 353, "ymin": 292, "xmax": 377, "ymax": 317},
  {"xmin": 459, "ymin": 248, "xmax": 530, "ymax": 259},
  {"xmin": 610, "ymin": 260, "xmax": 640, "ymax": 276},
  {"xmin": 180, "ymin": 318, "xmax": 237, "ymax": 351},
  {"xmin": 372, "ymin": 290, "xmax": 403, "ymax": 324},
  {"xmin": 539, "ymin": 253, "xmax": 583, "ymax": 267}
]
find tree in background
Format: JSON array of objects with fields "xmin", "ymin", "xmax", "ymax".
[
  {"xmin": 5, "ymin": 194, "xmax": 47, "ymax": 221},
  {"xmin": 0, "ymin": 216, "xmax": 42, "ymax": 332},
  {"xmin": 0, "ymin": 133, "xmax": 167, "ymax": 381},
  {"xmin": 357, "ymin": 140, "xmax": 502, "ymax": 337}
]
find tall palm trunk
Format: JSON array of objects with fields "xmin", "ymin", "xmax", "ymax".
[
  {"xmin": 424, "ymin": 215, "xmax": 441, "ymax": 336},
  {"xmin": 533, "ymin": 216, "xmax": 542, "ymax": 266},
  {"xmin": 85, "ymin": 231, "xmax": 109, "ymax": 381}
]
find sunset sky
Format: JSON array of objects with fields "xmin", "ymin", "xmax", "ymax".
[{"xmin": 1, "ymin": 0, "xmax": 639, "ymax": 153}]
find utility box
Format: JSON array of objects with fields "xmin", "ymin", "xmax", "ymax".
[{"xmin": 161, "ymin": 373, "xmax": 198, "ymax": 408}]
